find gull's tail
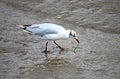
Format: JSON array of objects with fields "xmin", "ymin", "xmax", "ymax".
[
  {"xmin": 17, "ymin": 25, "xmax": 31, "ymax": 33},
  {"xmin": 17, "ymin": 25, "xmax": 31, "ymax": 29}
]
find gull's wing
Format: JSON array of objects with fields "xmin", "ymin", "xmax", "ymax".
[{"xmin": 25, "ymin": 23, "xmax": 66, "ymax": 37}]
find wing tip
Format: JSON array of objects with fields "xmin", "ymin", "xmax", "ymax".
[
  {"xmin": 17, "ymin": 24, "xmax": 32, "ymax": 29},
  {"xmin": 17, "ymin": 25, "xmax": 33, "ymax": 33}
]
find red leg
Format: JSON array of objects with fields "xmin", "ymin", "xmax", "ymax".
[
  {"xmin": 44, "ymin": 41, "xmax": 48, "ymax": 52},
  {"xmin": 53, "ymin": 41, "xmax": 64, "ymax": 51}
]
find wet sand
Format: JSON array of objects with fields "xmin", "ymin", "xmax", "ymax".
[{"xmin": 0, "ymin": 0, "xmax": 120, "ymax": 79}]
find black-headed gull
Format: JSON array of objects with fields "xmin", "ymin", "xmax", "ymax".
[{"xmin": 18, "ymin": 23, "xmax": 79, "ymax": 54}]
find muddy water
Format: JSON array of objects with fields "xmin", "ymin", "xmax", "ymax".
[{"xmin": 0, "ymin": 0, "xmax": 120, "ymax": 79}]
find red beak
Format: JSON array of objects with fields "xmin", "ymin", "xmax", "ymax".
[{"xmin": 75, "ymin": 38, "xmax": 80, "ymax": 43}]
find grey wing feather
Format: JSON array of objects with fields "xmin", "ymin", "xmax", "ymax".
[
  {"xmin": 26, "ymin": 25, "xmax": 58, "ymax": 37},
  {"xmin": 35, "ymin": 29, "xmax": 58, "ymax": 37},
  {"xmin": 25, "ymin": 23, "xmax": 66, "ymax": 37}
]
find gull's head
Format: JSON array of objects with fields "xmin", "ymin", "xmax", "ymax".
[
  {"xmin": 69, "ymin": 30, "xmax": 77, "ymax": 38},
  {"xmin": 69, "ymin": 30, "xmax": 79, "ymax": 43}
]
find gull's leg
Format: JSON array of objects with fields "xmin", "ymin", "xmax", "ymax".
[
  {"xmin": 53, "ymin": 41, "xmax": 64, "ymax": 51},
  {"xmin": 44, "ymin": 41, "xmax": 48, "ymax": 53},
  {"xmin": 42, "ymin": 41, "xmax": 49, "ymax": 58},
  {"xmin": 45, "ymin": 42, "xmax": 48, "ymax": 52}
]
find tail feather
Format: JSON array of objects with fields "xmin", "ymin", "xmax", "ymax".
[
  {"xmin": 17, "ymin": 25, "xmax": 26, "ymax": 29},
  {"xmin": 17, "ymin": 25, "xmax": 31, "ymax": 30},
  {"xmin": 17, "ymin": 25, "xmax": 32, "ymax": 33}
]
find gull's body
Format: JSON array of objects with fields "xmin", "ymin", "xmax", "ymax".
[
  {"xmin": 18, "ymin": 23, "xmax": 79, "ymax": 53},
  {"xmin": 24, "ymin": 23, "xmax": 70, "ymax": 40}
]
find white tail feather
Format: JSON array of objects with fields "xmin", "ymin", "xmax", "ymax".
[
  {"xmin": 17, "ymin": 25, "xmax": 25, "ymax": 28},
  {"xmin": 22, "ymin": 30, "xmax": 30, "ymax": 33},
  {"xmin": 17, "ymin": 25, "xmax": 30, "ymax": 33}
]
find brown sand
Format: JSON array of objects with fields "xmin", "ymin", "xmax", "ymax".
[{"xmin": 0, "ymin": 0, "xmax": 120, "ymax": 79}]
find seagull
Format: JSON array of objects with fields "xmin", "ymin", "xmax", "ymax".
[{"xmin": 18, "ymin": 23, "xmax": 79, "ymax": 54}]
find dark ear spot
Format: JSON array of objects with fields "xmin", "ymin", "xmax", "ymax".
[
  {"xmin": 69, "ymin": 31, "xmax": 72, "ymax": 37},
  {"xmin": 73, "ymin": 34, "xmax": 76, "ymax": 37},
  {"xmin": 69, "ymin": 31, "xmax": 72, "ymax": 35}
]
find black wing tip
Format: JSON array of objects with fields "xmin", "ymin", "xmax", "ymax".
[
  {"xmin": 23, "ymin": 25, "xmax": 32, "ymax": 30},
  {"xmin": 23, "ymin": 25, "xmax": 32, "ymax": 27},
  {"xmin": 18, "ymin": 24, "xmax": 31, "ymax": 30}
]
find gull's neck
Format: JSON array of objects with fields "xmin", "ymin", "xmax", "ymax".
[{"xmin": 64, "ymin": 30, "xmax": 71, "ymax": 38}]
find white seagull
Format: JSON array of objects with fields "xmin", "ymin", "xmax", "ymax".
[{"xmin": 18, "ymin": 23, "xmax": 79, "ymax": 54}]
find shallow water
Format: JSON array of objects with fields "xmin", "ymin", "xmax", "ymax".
[{"xmin": 0, "ymin": 0, "xmax": 120, "ymax": 79}]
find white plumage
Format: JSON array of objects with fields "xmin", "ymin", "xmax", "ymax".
[{"xmin": 18, "ymin": 23, "xmax": 79, "ymax": 53}]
